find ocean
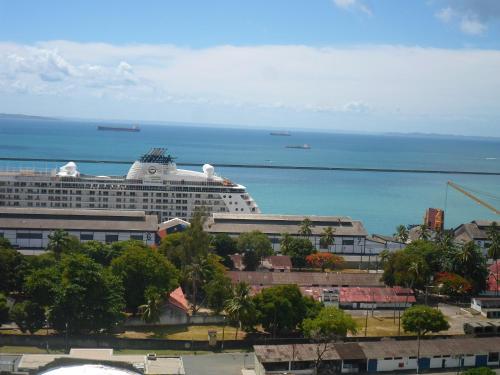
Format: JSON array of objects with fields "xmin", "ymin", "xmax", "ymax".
[{"xmin": 1, "ymin": 118, "xmax": 499, "ymax": 234}]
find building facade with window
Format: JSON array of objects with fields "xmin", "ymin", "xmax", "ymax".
[
  {"xmin": 0, "ymin": 207, "xmax": 158, "ymax": 249},
  {"xmin": 204, "ymin": 213, "xmax": 368, "ymax": 254}
]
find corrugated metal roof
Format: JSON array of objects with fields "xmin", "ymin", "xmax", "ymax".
[
  {"xmin": 228, "ymin": 271, "xmax": 384, "ymax": 287},
  {"xmin": 340, "ymin": 287, "xmax": 416, "ymax": 304},
  {"xmin": 255, "ymin": 337, "xmax": 500, "ymax": 363}
]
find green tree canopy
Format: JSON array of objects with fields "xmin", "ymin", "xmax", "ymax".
[
  {"xmin": 10, "ymin": 301, "xmax": 45, "ymax": 334},
  {"xmin": 111, "ymin": 243, "xmax": 179, "ymax": 312},
  {"xmin": 211, "ymin": 234, "xmax": 237, "ymax": 267},
  {"xmin": 243, "ymin": 250, "xmax": 260, "ymax": 271},
  {"xmin": 401, "ymin": 305, "xmax": 449, "ymax": 336},
  {"xmin": 204, "ymin": 273, "xmax": 233, "ymax": 314},
  {"xmin": 225, "ymin": 282, "xmax": 256, "ymax": 338},
  {"xmin": 394, "ymin": 224, "xmax": 409, "ymax": 243},
  {"xmin": 237, "ymin": 231, "xmax": 273, "ymax": 259},
  {"xmin": 0, "ymin": 245, "xmax": 28, "ymax": 295},
  {"xmin": 253, "ymin": 284, "xmax": 321, "ymax": 336},
  {"xmin": 281, "ymin": 237, "xmax": 316, "ymax": 268},
  {"xmin": 49, "ymin": 253, "xmax": 125, "ymax": 334},
  {"xmin": 448, "ymin": 241, "xmax": 488, "ymax": 294},
  {"xmin": 23, "ymin": 266, "xmax": 60, "ymax": 307},
  {"xmin": 302, "ymin": 306, "xmax": 357, "ymax": 340},
  {"xmin": 0, "ymin": 293, "xmax": 9, "ymax": 326},
  {"xmin": 319, "ymin": 226, "xmax": 335, "ymax": 249},
  {"xmin": 81, "ymin": 240, "xmax": 123, "ymax": 266},
  {"xmin": 47, "ymin": 229, "xmax": 80, "ymax": 258}
]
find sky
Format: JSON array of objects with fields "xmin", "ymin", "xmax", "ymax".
[{"xmin": 1, "ymin": 0, "xmax": 500, "ymax": 135}]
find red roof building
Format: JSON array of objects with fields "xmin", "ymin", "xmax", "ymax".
[
  {"xmin": 167, "ymin": 286, "xmax": 189, "ymax": 313},
  {"xmin": 339, "ymin": 287, "xmax": 415, "ymax": 309}
]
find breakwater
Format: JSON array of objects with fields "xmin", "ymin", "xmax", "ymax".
[{"xmin": 1, "ymin": 157, "xmax": 499, "ymax": 176}]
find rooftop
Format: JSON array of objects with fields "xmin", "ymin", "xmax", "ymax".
[
  {"xmin": 0, "ymin": 207, "xmax": 158, "ymax": 232},
  {"xmin": 227, "ymin": 271, "xmax": 384, "ymax": 287},
  {"xmin": 255, "ymin": 337, "xmax": 500, "ymax": 363},
  {"xmin": 206, "ymin": 214, "xmax": 368, "ymax": 237}
]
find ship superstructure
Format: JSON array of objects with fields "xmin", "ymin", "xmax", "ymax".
[{"xmin": 0, "ymin": 148, "xmax": 260, "ymax": 222}]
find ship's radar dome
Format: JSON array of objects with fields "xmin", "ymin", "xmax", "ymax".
[
  {"xmin": 57, "ymin": 162, "xmax": 79, "ymax": 177},
  {"xmin": 203, "ymin": 164, "xmax": 214, "ymax": 178}
]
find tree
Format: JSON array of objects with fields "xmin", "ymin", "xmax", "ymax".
[
  {"xmin": 434, "ymin": 272, "xmax": 472, "ymax": 299},
  {"xmin": 204, "ymin": 274, "xmax": 233, "ymax": 314},
  {"xmin": 23, "ymin": 266, "xmax": 60, "ymax": 307},
  {"xmin": 225, "ymin": 282, "xmax": 255, "ymax": 339},
  {"xmin": 487, "ymin": 222, "xmax": 500, "ymax": 296},
  {"xmin": 319, "ymin": 226, "xmax": 335, "ymax": 249},
  {"xmin": 382, "ymin": 250, "xmax": 430, "ymax": 291},
  {"xmin": 0, "ymin": 246, "xmax": 28, "ymax": 295},
  {"xmin": 394, "ymin": 225, "xmax": 409, "ymax": 243},
  {"xmin": 10, "ymin": 301, "xmax": 45, "ymax": 334},
  {"xmin": 237, "ymin": 231, "xmax": 273, "ymax": 259},
  {"xmin": 299, "ymin": 218, "xmax": 313, "ymax": 237},
  {"xmin": 211, "ymin": 234, "xmax": 237, "ymax": 267},
  {"xmin": 402, "ymin": 305, "xmax": 449, "ymax": 374},
  {"xmin": 47, "ymin": 229, "xmax": 72, "ymax": 258},
  {"xmin": 451, "ymin": 241, "xmax": 488, "ymax": 294},
  {"xmin": 302, "ymin": 306, "xmax": 358, "ymax": 374},
  {"xmin": 139, "ymin": 287, "xmax": 164, "ymax": 324},
  {"xmin": 243, "ymin": 250, "xmax": 260, "ymax": 271},
  {"xmin": 281, "ymin": 237, "xmax": 316, "ymax": 268},
  {"xmin": 158, "ymin": 232, "xmax": 188, "ymax": 269},
  {"xmin": 49, "ymin": 253, "xmax": 125, "ymax": 334},
  {"xmin": 306, "ymin": 252, "xmax": 343, "ymax": 271},
  {"xmin": 186, "ymin": 256, "xmax": 212, "ymax": 313},
  {"xmin": 0, "ymin": 293, "xmax": 9, "ymax": 326},
  {"xmin": 111, "ymin": 244, "xmax": 179, "ymax": 313},
  {"xmin": 418, "ymin": 224, "xmax": 430, "ymax": 241},
  {"xmin": 81, "ymin": 240, "xmax": 122, "ymax": 266},
  {"xmin": 253, "ymin": 284, "xmax": 321, "ymax": 337}
]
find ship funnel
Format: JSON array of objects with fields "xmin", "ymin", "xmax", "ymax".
[{"xmin": 203, "ymin": 164, "xmax": 214, "ymax": 178}]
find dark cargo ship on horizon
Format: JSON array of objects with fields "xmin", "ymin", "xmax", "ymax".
[{"xmin": 97, "ymin": 125, "xmax": 140, "ymax": 132}]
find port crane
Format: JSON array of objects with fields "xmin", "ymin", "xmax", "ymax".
[{"xmin": 446, "ymin": 180, "xmax": 500, "ymax": 215}]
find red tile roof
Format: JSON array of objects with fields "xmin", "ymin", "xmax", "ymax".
[
  {"xmin": 261, "ymin": 255, "xmax": 292, "ymax": 270},
  {"xmin": 167, "ymin": 287, "xmax": 189, "ymax": 313},
  {"xmin": 487, "ymin": 261, "xmax": 500, "ymax": 293}
]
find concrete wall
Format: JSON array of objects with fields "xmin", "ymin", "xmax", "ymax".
[{"xmin": 125, "ymin": 311, "xmax": 225, "ymax": 327}]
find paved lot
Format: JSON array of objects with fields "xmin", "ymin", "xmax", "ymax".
[{"xmin": 182, "ymin": 352, "xmax": 254, "ymax": 375}]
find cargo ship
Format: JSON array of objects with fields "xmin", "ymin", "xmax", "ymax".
[
  {"xmin": 270, "ymin": 131, "xmax": 291, "ymax": 136},
  {"xmin": 285, "ymin": 144, "xmax": 311, "ymax": 149},
  {"xmin": 97, "ymin": 125, "xmax": 140, "ymax": 132}
]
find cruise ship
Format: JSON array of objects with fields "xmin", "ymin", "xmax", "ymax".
[{"xmin": 0, "ymin": 148, "xmax": 260, "ymax": 222}]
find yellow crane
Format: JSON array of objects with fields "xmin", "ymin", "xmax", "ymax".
[{"xmin": 447, "ymin": 181, "xmax": 500, "ymax": 215}]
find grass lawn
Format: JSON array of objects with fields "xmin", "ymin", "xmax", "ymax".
[
  {"xmin": 117, "ymin": 324, "xmax": 246, "ymax": 341},
  {"xmin": 351, "ymin": 315, "xmax": 409, "ymax": 337},
  {"xmin": 0, "ymin": 346, "xmax": 65, "ymax": 354}
]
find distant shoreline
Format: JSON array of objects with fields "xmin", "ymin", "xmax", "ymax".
[{"xmin": 1, "ymin": 113, "xmax": 499, "ymax": 141}]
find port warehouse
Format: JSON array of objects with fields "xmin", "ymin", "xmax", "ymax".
[
  {"xmin": 204, "ymin": 213, "xmax": 372, "ymax": 254},
  {"xmin": 0, "ymin": 207, "xmax": 158, "ymax": 249},
  {"xmin": 254, "ymin": 337, "xmax": 500, "ymax": 374}
]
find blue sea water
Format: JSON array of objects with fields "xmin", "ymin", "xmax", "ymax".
[{"xmin": 0, "ymin": 118, "xmax": 499, "ymax": 234}]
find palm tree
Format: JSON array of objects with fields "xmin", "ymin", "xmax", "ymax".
[
  {"xmin": 394, "ymin": 225, "xmax": 409, "ymax": 243},
  {"xmin": 48, "ymin": 229, "xmax": 70, "ymax": 259},
  {"xmin": 280, "ymin": 233, "xmax": 293, "ymax": 254},
  {"xmin": 186, "ymin": 257, "xmax": 211, "ymax": 313},
  {"xmin": 320, "ymin": 226, "xmax": 335, "ymax": 250},
  {"xmin": 139, "ymin": 291, "xmax": 163, "ymax": 324},
  {"xmin": 299, "ymin": 218, "xmax": 313, "ymax": 238},
  {"xmin": 418, "ymin": 224, "xmax": 430, "ymax": 241},
  {"xmin": 225, "ymin": 282, "xmax": 253, "ymax": 339},
  {"xmin": 487, "ymin": 222, "xmax": 500, "ymax": 296}
]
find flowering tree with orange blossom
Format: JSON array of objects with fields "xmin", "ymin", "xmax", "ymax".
[{"xmin": 306, "ymin": 252, "xmax": 344, "ymax": 271}]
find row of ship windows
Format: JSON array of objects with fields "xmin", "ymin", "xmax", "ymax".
[
  {"xmin": 0, "ymin": 189, "xmax": 225, "ymax": 199},
  {"xmin": 1, "ymin": 182, "xmax": 245, "ymax": 193}
]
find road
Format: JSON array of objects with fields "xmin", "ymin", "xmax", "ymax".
[{"xmin": 182, "ymin": 352, "xmax": 254, "ymax": 375}]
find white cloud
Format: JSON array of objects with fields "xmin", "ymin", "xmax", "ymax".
[
  {"xmin": 1, "ymin": 41, "xmax": 500, "ymax": 134},
  {"xmin": 460, "ymin": 16, "xmax": 487, "ymax": 35},
  {"xmin": 435, "ymin": 7, "xmax": 455, "ymax": 24},
  {"xmin": 434, "ymin": 1, "xmax": 500, "ymax": 36},
  {"xmin": 332, "ymin": 0, "xmax": 372, "ymax": 16}
]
